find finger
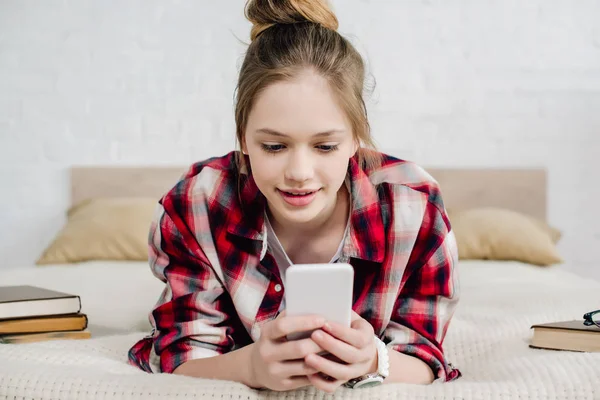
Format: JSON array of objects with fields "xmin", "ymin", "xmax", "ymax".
[
  {"xmin": 321, "ymin": 352, "xmax": 347, "ymax": 365},
  {"xmin": 268, "ymin": 315, "xmax": 326, "ymax": 341},
  {"xmin": 350, "ymin": 311, "xmax": 374, "ymax": 332},
  {"xmin": 311, "ymin": 330, "xmax": 362, "ymax": 364},
  {"xmin": 278, "ymin": 360, "xmax": 319, "ymax": 377},
  {"xmin": 351, "ymin": 315, "xmax": 372, "ymax": 332},
  {"xmin": 322, "ymin": 320, "xmax": 371, "ymax": 349},
  {"xmin": 307, "ymin": 373, "xmax": 345, "ymax": 394},
  {"xmin": 305, "ymin": 352, "xmax": 357, "ymax": 382},
  {"xmin": 276, "ymin": 337, "xmax": 325, "ymax": 361}
]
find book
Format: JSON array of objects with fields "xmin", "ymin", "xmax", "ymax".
[
  {"xmin": 0, "ymin": 313, "xmax": 88, "ymax": 334},
  {"xmin": 530, "ymin": 320, "xmax": 600, "ymax": 352},
  {"xmin": 0, "ymin": 329, "xmax": 91, "ymax": 344},
  {"xmin": 0, "ymin": 285, "xmax": 81, "ymax": 320}
]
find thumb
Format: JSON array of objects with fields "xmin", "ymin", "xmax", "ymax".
[
  {"xmin": 350, "ymin": 311, "xmax": 361, "ymax": 328},
  {"xmin": 350, "ymin": 311, "xmax": 369, "ymax": 330}
]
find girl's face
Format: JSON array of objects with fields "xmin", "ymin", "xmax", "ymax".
[{"xmin": 243, "ymin": 70, "xmax": 358, "ymax": 227}]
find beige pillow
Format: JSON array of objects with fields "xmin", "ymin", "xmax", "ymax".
[
  {"xmin": 36, "ymin": 197, "xmax": 158, "ymax": 265},
  {"xmin": 447, "ymin": 207, "xmax": 563, "ymax": 266}
]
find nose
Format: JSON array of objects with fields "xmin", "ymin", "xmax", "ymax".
[{"xmin": 284, "ymin": 148, "xmax": 314, "ymax": 184}]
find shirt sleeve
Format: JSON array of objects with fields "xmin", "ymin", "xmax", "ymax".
[
  {"xmin": 383, "ymin": 200, "xmax": 461, "ymax": 382},
  {"xmin": 147, "ymin": 200, "xmax": 237, "ymax": 374}
]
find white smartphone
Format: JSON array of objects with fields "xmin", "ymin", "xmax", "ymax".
[{"xmin": 284, "ymin": 263, "xmax": 354, "ymax": 341}]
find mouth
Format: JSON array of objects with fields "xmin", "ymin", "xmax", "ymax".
[
  {"xmin": 279, "ymin": 189, "xmax": 319, "ymax": 196},
  {"xmin": 277, "ymin": 188, "xmax": 321, "ymax": 206}
]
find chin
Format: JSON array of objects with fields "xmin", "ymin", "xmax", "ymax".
[
  {"xmin": 269, "ymin": 199, "xmax": 325, "ymax": 224},
  {"xmin": 278, "ymin": 206, "xmax": 323, "ymax": 224}
]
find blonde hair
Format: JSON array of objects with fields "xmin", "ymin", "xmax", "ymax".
[{"xmin": 235, "ymin": 0, "xmax": 382, "ymax": 172}]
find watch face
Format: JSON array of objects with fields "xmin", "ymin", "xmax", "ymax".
[
  {"xmin": 354, "ymin": 376, "xmax": 384, "ymax": 389},
  {"xmin": 356, "ymin": 380, "xmax": 382, "ymax": 389}
]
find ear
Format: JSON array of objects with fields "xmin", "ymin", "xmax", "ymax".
[
  {"xmin": 352, "ymin": 139, "xmax": 360, "ymax": 157},
  {"xmin": 241, "ymin": 135, "xmax": 248, "ymax": 155}
]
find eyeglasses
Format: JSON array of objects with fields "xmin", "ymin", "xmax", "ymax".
[{"xmin": 583, "ymin": 309, "xmax": 600, "ymax": 328}]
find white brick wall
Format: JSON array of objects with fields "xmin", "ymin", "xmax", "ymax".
[{"xmin": 1, "ymin": 1, "xmax": 599, "ymax": 280}]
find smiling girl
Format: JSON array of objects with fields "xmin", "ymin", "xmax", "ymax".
[{"xmin": 128, "ymin": 0, "xmax": 461, "ymax": 393}]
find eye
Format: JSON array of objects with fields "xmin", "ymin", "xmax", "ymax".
[
  {"xmin": 261, "ymin": 144, "xmax": 286, "ymax": 153},
  {"xmin": 316, "ymin": 144, "xmax": 339, "ymax": 153}
]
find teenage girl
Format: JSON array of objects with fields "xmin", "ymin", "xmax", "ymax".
[{"xmin": 129, "ymin": 0, "xmax": 461, "ymax": 393}]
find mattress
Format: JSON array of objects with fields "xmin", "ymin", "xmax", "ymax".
[{"xmin": 0, "ymin": 260, "xmax": 598, "ymax": 399}]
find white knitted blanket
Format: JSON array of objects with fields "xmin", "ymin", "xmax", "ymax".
[{"xmin": 1, "ymin": 260, "xmax": 599, "ymax": 400}]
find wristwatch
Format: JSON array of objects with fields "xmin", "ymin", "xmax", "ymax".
[{"xmin": 344, "ymin": 336, "xmax": 390, "ymax": 389}]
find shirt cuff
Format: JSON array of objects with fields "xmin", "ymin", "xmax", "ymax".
[
  {"xmin": 390, "ymin": 343, "xmax": 461, "ymax": 383},
  {"xmin": 160, "ymin": 341, "xmax": 221, "ymax": 374}
]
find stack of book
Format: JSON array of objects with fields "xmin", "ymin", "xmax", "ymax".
[{"xmin": 0, "ymin": 285, "xmax": 90, "ymax": 344}]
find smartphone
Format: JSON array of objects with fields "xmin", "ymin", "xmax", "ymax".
[{"xmin": 284, "ymin": 263, "xmax": 354, "ymax": 341}]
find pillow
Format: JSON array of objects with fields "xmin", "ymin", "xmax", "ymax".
[
  {"xmin": 447, "ymin": 207, "xmax": 563, "ymax": 266},
  {"xmin": 36, "ymin": 197, "xmax": 158, "ymax": 265}
]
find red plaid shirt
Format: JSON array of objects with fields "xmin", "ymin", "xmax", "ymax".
[{"xmin": 128, "ymin": 151, "xmax": 461, "ymax": 382}]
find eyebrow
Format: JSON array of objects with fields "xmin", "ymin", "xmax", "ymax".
[{"xmin": 255, "ymin": 128, "xmax": 345, "ymax": 138}]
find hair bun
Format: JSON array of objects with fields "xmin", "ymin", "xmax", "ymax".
[{"xmin": 245, "ymin": 0, "xmax": 339, "ymax": 41}]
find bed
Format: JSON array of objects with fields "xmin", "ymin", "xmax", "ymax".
[{"xmin": 0, "ymin": 165, "xmax": 598, "ymax": 400}]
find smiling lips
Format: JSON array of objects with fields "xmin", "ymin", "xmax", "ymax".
[{"xmin": 278, "ymin": 188, "xmax": 321, "ymax": 206}]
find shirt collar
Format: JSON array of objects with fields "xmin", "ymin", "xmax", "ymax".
[
  {"xmin": 226, "ymin": 154, "xmax": 385, "ymax": 264},
  {"xmin": 224, "ymin": 157, "xmax": 266, "ymax": 243},
  {"xmin": 343, "ymin": 155, "xmax": 386, "ymax": 263}
]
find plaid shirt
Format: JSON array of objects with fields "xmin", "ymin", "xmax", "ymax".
[{"xmin": 128, "ymin": 151, "xmax": 461, "ymax": 382}]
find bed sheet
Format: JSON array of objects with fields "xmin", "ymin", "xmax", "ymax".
[{"xmin": 0, "ymin": 260, "xmax": 598, "ymax": 400}]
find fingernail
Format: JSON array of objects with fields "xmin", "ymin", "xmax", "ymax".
[
  {"xmin": 323, "ymin": 323, "xmax": 332, "ymax": 331},
  {"xmin": 314, "ymin": 331, "xmax": 323, "ymax": 340}
]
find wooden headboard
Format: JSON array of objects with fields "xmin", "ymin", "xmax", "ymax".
[{"xmin": 71, "ymin": 166, "xmax": 547, "ymax": 221}]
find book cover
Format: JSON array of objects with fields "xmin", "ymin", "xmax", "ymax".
[
  {"xmin": 531, "ymin": 320, "xmax": 600, "ymax": 332},
  {"xmin": 0, "ymin": 313, "xmax": 88, "ymax": 334},
  {"xmin": 0, "ymin": 285, "xmax": 81, "ymax": 320}
]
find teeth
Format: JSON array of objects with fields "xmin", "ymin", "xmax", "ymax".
[{"xmin": 286, "ymin": 191, "xmax": 312, "ymax": 196}]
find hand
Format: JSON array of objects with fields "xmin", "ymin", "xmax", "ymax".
[
  {"xmin": 304, "ymin": 311, "xmax": 378, "ymax": 393},
  {"xmin": 248, "ymin": 311, "xmax": 327, "ymax": 391}
]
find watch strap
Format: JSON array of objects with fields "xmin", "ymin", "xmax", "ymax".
[{"xmin": 344, "ymin": 335, "xmax": 389, "ymax": 389}]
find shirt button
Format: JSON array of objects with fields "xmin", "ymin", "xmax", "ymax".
[{"xmin": 274, "ymin": 284, "xmax": 282, "ymax": 293}]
